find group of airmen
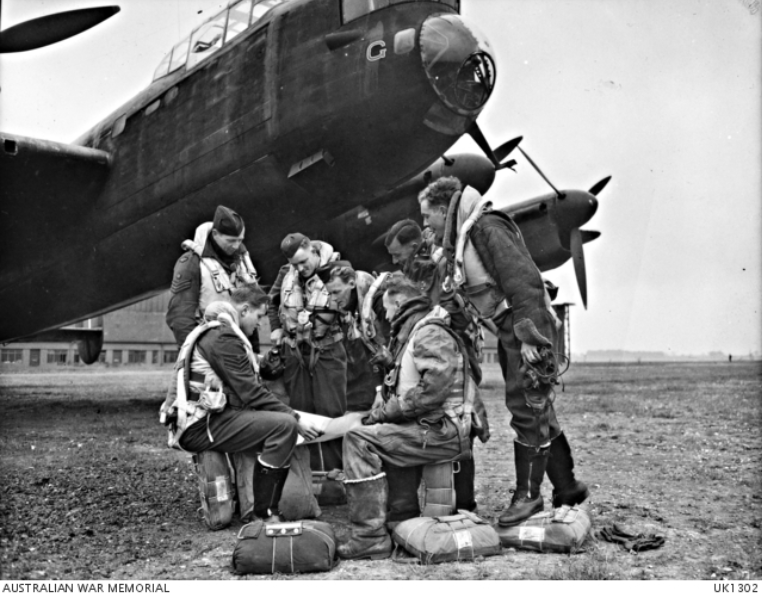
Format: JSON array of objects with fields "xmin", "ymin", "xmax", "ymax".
[{"xmin": 161, "ymin": 176, "xmax": 589, "ymax": 561}]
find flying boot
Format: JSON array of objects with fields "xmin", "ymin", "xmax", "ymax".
[
  {"xmin": 338, "ymin": 475, "xmax": 392, "ymax": 560},
  {"xmin": 385, "ymin": 464, "xmax": 422, "ymax": 531},
  {"xmin": 253, "ymin": 460, "xmax": 290, "ymax": 522},
  {"xmin": 545, "ymin": 432, "xmax": 589, "ymax": 507},
  {"xmin": 498, "ymin": 442, "xmax": 548, "ymax": 526}
]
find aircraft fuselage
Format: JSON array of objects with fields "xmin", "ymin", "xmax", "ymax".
[{"xmin": 1, "ymin": 0, "xmax": 495, "ymax": 341}]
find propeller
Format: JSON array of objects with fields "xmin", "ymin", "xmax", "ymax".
[
  {"xmin": 0, "ymin": 6, "xmax": 120, "ymax": 54},
  {"xmin": 467, "ymin": 122, "xmax": 521, "ymax": 172},
  {"xmin": 588, "ymin": 176, "xmax": 611, "ymax": 196},
  {"xmin": 511, "ymin": 144, "xmax": 612, "ymax": 309},
  {"xmin": 569, "ymin": 227, "xmax": 587, "ymax": 309}
]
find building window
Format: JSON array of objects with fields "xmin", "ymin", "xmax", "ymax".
[
  {"xmin": 98, "ymin": 351, "xmax": 106, "ymax": 363},
  {"xmin": 163, "ymin": 350, "xmax": 178, "ymax": 364},
  {"xmin": 47, "ymin": 350, "xmax": 68, "ymax": 364},
  {"xmin": 112, "ymin": 350, "xmax": 122, "ymax": 365},
  {"xmin": 30, "ymin": 349, "xmax": 41, "ymax": 367},
  {"xmin": 128, "ymin": 350, "xmax": 146, "ymax": 364},
  {"xmin": 152, "ymin": 351, "xmax": 159, "ymax": 365},
  {"xmin": 1, "ymin": 349, "xmax": 23, "ymax": 364}
]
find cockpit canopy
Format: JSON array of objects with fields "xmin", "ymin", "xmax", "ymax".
[
  {"xmin": 341, "ymin": 0, "xmax": 459, "ymax": 23},
  {"xmin": 152, "ymin": 0, "xmax": 286, "ymax": 82},
  {"xmin": 153, "ymin": 0, "xmax": 462, "ymax": 82}
]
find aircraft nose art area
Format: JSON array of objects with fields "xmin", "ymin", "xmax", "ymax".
[{"xmin": 419, "ymin": 14, "xmax": 496, "ymax": 116}]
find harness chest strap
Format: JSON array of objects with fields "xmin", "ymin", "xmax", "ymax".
[
  {"xmin": 182, "ymin": 238, "xmax": 258, "ymax": 312},
  {"xmin": 279, "ymin": 249, "xmax": 339, "ymax": 338},
  {"xmin": 165, "ymin": 315, "xmax": 259, "ymax": 448}
]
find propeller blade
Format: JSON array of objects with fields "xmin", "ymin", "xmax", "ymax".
[
  {"xmin": 580, "ymin": 230, "xmax": 601, "ymax": 243},
  {"xmin": 569, "ymin": 227, "xmax": 588, "ymax": 309},
  {"xmin": 517, "ymin": 146, "xmax": 563, "ymax": 197},
  {"xmin": 466, "ymin": 122, "xmax": 500, "ymax": 168},
  {"xmin": 588, "ymin": 176, "xmax": 611, "ymax": 196},
  {"xmin": 0, "ymin": 6, "xmax": 120, "ymax": 54},
  {"xmin": 494, "ymin": 136, "xmax": 523, "ymax": 168}
]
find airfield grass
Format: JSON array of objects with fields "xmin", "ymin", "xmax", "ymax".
[{"xmin": 0, "ymin": 362, "xmax": 760, "ymax": 580}]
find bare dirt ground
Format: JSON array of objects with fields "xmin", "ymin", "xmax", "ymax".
[{"xmin": 1, "ymin": 361, "xmax": 760, "ymax": 580}]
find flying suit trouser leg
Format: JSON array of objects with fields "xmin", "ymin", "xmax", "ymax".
[
  {"xmin": 343, "ymin": 419, "xmax": 462, "ymax": 482},
  {"xmin": 179, "ymin": 408, "xmax": 299, "ymax": 469},
  {"xmin": 496, "ymin": 314, "xmax": 561, "ymax": 448},
  {"xmin": 384, "ymin": 463, "xmax": 422, "ymax": 528},
  {"xmin": 344, "ymin": 338, "xmax": 382, "ymax": 412},
  {"xmin": 283, "ymin": 341, "xmax": 348, "ymax": 471}
]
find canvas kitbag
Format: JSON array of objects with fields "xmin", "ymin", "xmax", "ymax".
[
  {"xmin": 495, "ymin": 504, "xmax": 592, "ymax": 553},
  {"xmin": 232, "ymin": 519, "xmax": 338, "ymax": 574},
  {"xmin": 392, "ymin": 510, "xmax": 502, "ymax": 565},
  {"xmin": 192, "ymin": 450, "xmax": 236, "ymax": 530}
]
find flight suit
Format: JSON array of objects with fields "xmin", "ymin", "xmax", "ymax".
[
  {"xmin": 337, "ymin": 271, "xmax": 389, "ymax": 412},
  {"xmin": 268, "ymin": 241, "xmax": 347, "ymax": 471},
  {"xmin": 338, "ymin": 299, "xmax": 470, "ymax": 560},
  {"xmin": 397, "ymin": 238, "xmax": 488, "ymax": 513},
  {"xmin": 166, "ymin": 222, "xmax": 259, "ymax": 349},
  {"xmin": 452, "ymin": 187, "xmax": 587, "ymax": 520},
  {"xmin": 169, "ymin": 319, "xmax": 300, "ymax": 520}
]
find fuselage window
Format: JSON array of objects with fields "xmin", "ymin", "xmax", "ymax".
[
  {"xmin": 188, "ymin": 12, "xmax": 228, "ymax": 69},
  {"xmin": 164, "ymin": 86, "xmax": 179, "ymax": 105},
  {"xmin": 226, "ymin": 0, "xmax": 253, "ymax": 43},
  {"xmin": 144, "ymin": 100, "xmax": 160, "ymax": 116},
  {"xmin": 169, "ymin": 37, "xmax": 190, "ymax": 74},
  {"xmin": 111, "ymin": 115, "xmax": 127, "ymax": 139},
  {"xmin": 342, "ymin": 0, "xmax": 458, "ymax": 24},
  {"xmin": 343, "ymin": 0, "xmax": 389, "ymax": 23},
  {"xmin": 153, "ymin": 52, "xmax": 171, "ymax": 82}
]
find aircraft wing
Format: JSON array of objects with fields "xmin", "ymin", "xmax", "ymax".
[{"xmin": 0, "ymin": 132, "xmax": 111, "ymax": 266}]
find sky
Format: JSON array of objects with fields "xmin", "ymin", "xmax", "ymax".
[{"xmin": 1, "ymin": 0, "xmax": 760, "ymax": 356}]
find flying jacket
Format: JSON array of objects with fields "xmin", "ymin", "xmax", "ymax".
[
  {"xmin": 159, "ymin": 313, "xmax": 294, "ymax": 449},
  {"xmin": 267, "ymin": 240, "xmax": 341, "ymax": 344},
  {"xmin": 166, "ymin": 222, "xmax": 258, "ymax": 345},
  {"xmin": 366, "ymin": 297, "xmax": 468, "ymax": 431},
  {"xmin": 452, "ymin": 189, "xmax": 556, "ymax": 348}
]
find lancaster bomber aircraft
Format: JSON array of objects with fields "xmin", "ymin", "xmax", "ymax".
[{"xmin": 0, "ymin": 0, "xmax": 609, "ymax": 362}]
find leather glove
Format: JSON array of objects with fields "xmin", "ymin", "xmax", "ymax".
[
  {"xmin": 362, "ymin": 408, "xmax": 383, "ymax": 425},
  {"xmin": 259, "ymin": 347, "xmax": 285, "ymax": 380},
  {"xmin": 369, "ymin": 345, "xmax": 393, "ymax": 370}
]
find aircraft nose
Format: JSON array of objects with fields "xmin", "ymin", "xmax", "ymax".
[{"xmin": 420, "ymin": 14, "xmax": 496, "ymax": 116}]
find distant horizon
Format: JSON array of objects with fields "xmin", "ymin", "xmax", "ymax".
[{"xmin": 573, "ymin": 349, "xmax": 760, "ymax": 361}]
